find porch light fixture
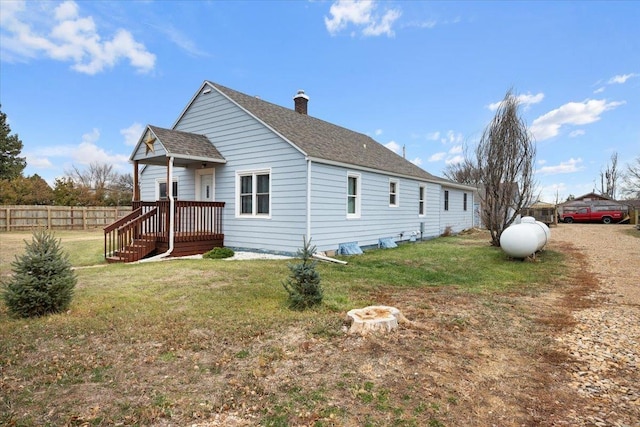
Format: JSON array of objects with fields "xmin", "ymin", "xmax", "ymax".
[{"xmin": 202, "ymin": 163, "xmax": 208, "ymax": 168}]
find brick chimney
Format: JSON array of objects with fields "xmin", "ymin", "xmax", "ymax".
[{"xmin": 293, "ymin": 90, "xmax": 309, "ymax": 115}]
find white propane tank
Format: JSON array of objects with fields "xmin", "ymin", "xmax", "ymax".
[{"xmin": 500, "ymin": 216, "xmax": 550, "ymax": 258}]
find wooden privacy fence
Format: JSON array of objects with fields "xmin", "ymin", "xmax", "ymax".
[{"xmin": 0, "ymin": 205, "xmax": 132, "ymax": 231}]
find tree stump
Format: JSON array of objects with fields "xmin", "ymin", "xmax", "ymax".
[{"xmin": 346, "ymin": 305, "xmax": 401, "ymax": 335}]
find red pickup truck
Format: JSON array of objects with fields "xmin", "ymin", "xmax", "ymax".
[{"xmin": 561, "ymin": 207, "xmax": 625, "ymax": 224}]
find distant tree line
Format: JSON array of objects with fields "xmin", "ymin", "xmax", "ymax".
[{"xmin": 0, "ymin": 106, "xmax": 132, "ymax": 206}]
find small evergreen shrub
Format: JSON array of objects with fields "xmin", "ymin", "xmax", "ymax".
[
  {"xmin": 203, "ymin": 247, "xmax": 235, "ymax": 259},
  {"xmin": 282, "ymin": 237, "xmax": 323, "ymax": 310},
  {"xmin": 2, "ymin": 229, "xmax": 77, "ymax": 318}
]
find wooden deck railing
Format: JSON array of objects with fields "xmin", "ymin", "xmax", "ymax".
[
  {"xmin": 104, "ymin": 201, "xmax": 225, "ymax": 262},
  {"xmin": 104, "ymin": 207, "xmax": 158, "ymax": 261},
  {"xmin": 132, "ymin": 200, "xmax": 225, "ymax": 242}
]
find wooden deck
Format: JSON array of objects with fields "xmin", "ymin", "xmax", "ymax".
[{"xmin": 104, "ymin": 201, "xmax": 225, "ymax": 263}]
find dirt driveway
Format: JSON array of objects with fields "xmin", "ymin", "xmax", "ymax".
[{"xmin": 549, "ymin": 223, "xmax": 639, "ymax": 426}]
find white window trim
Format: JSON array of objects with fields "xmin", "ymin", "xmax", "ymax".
[
  {"xmin": 347, "ymin": 172, "xmax": 361, "ymax": 219},
  {"xmin": 419, "ymin": 184, "xmax": 426, "ymax": 217},
  {"xmin": 195, "ymin": 168, "xmax": 215, "ymax": 201},
  {"xmin": 156, "ymin": 178, "xmax": 178, "ymax": 200},
  {"xmin": 389, "ymin": 178, "xmax": 399, "ymax": 207},
  {"xmin": 235, "ymin": 168, "xmax": 272, "ymax": 219}
]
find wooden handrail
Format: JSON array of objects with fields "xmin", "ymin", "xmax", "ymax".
[
  {"xmin": 104, "ymin": 208, "xmax": 158, "ymax": 261},
  {"xmin": 119, "ymin": 207, "xmax": 158, "ymax": 233},
  {"xmin": 104, "ymin": 207, "xmax": 142, "ymax": 233},
  {"xmin": 105, "ymin": 200, "xmax": 225, "ymax": 261}
]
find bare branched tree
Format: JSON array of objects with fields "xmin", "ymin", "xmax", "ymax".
[
  {"xmin": 443, "ymin": 158, "xmax": 481, "ymax": 186},
  {"xmin": 620, "ymin": 155, "xmax": 640, "ymax": 199},
  {"xmin": 64, "ymin": 162, "xmax": 132, "ymax": 205},
  {"xmin": 476, "ymin": 89, "xmax": 536, "ymax": 246},
  {"xmin": 597, "ymin": 152, "xmax": 619, "ymax": 199}
]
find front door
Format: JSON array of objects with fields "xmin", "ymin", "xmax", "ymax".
[{"xmin": 197, "ymin": 170, "xmax": 214, "ymax": 201}]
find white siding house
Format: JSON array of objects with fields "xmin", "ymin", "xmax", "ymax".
[{"xmin": 129, "ymin": 81, "xmax": 475, "ymax": 256}]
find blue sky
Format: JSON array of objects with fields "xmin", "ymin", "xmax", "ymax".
[{"xmin": 1, "ymin": 0, "xmax": 638, "ymax": 202}]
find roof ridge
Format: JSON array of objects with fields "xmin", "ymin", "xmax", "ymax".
[{"xmin": 206, "ymin": 81, "xmax": 449, "ymax": 183}]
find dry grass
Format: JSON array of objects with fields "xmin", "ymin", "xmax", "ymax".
[{"xmin": 0, "ymin": 229, "xmax": 602, "ymax": 426}]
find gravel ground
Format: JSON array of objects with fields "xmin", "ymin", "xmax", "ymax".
[{"xmin": 550, "ymin": 223, "xmax": 640, "ymax": 427}]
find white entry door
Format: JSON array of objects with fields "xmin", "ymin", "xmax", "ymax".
[{"xmin": 197, "ymin": 170, "xmax": 214, "ymax": 201}]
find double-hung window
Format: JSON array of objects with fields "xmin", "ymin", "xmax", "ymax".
[
  {"xmin": 419, "ymin": 184, "xmax": 426, "ymax": 216},
  {"xmin": 237, "ymin": 169, "xmax": 271, "ymax": 217},
  {"xmin": 389, "ymin": 179, "xmax": 399, "ymax": 207},
  {"xmin": 347, "ymin": 172, "xmax": 361, "ymax": 218},
  {"xmin": 157, "ymin": 180, "xmax": 178, "ymax": 200}
]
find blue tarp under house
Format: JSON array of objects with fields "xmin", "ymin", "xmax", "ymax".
[
  {"xmin": 338, "ymin": 241, "xmax": 363, "ymax": 255},
  {"xmin": 378, "ymin": 237, "xmax": 398, "ymax": 249}
]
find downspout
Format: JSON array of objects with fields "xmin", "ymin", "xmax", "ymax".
[
  {"xmin": 167, "ymin": 156, "xmax": 176, "ymax": 255},
  {"xmin": 306, "ymin": 158, "xmax": 312, "ymax": 241},
  {"xmin": 140, "ymin": 156, "xmax": 175, "ymax": 262}
]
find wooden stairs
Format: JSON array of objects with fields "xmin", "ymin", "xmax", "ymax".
[
  {"xmin": 104, "ymin": 201, "xmax": 225, "ymax": 263},
  {"xmin": 104, "ymin": 207, "xmax": 159, "ymax": 263},
  {"xmin": 106, "ymin": 237, "xmax": 156, "ymax": 263}
]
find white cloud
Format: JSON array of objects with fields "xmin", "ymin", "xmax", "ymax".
[
  {"xmin": 153, "ymin": 23, "xmax": 209, "ymax": 57},
  {"xmin": 374, "ymin": 128, "xmax": 383, "ymax": 136},
  {"xmin": 362, "ymin": 8, "xmax": 401, "ymax": 37},
  {"xmin": 593, "ymin": 87, "xmax": 605, "ymax": 94},
  {"xmin": 530, "ymin": 99, "xmax": 625, "ymax": 141},
  {"xmin": 536, "ymin": 158, "xmax": 584, "ymax": 175},
  {"xmin": 426, "ymin": 131, "xmax": 440, "ymax": 141},
  {"xmin": 384, "ymin": 140, "xmax": 401, "ymax": 154},
  {"xmin": 409, "ymin": 157, "xmax": 422, "ymax": 166},
  {"xmin": 325, "ymin": 0, "xmax": 402, "ymax": 37},
  {"xmin": 569, "ymin": 129, "xmax": 585, "ymax": 138},
  {"xmin": 25, "ymin": 128, "xmax": 130, "ymax": 176},
  {"xmin": 445, "ymin": 155, "xmax": 465, "ymax": 165},
  {"xmin": 404, "ymin": 20, "xmax": 437, "ymax": 29},
  {"xmin": 448, "ymin": 145, "xmax": 463, "ymax": 154},
  {"xmin": 121, "ymin": 122, "xmax": 145, "ymax": 146},
  {"xmin": 441, "ymin": 130, "xmax": 463, "ymax": 144},
  {"xmin": 72, "ymin": 129, "xmax": 129, "ymax": 168},
  {"xmin": 488, "ymin": 92, "xmax": 544, "ymax": 111},
  {"xmin": 428, "ymin": 152, "xmax": 446, "ymax": 162},
  {"xmin": 25, "ymin": 155, "xmax": 53, "ymax": 169},
  {"xmin": 0, "ymin": 0, "xmax": 156, "ymax": 74},
  {"xmin": 608, "ymin": 73, "xmax": 638, "ymax": 84}
]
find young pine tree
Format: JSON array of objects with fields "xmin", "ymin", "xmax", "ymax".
[
  {"xmin": 2, "ymin": 230, "xmax": 77, "ymax": 318},
  {"xmin": 282, "ymin": 237, "xmax": 323, "ymax": 310}
]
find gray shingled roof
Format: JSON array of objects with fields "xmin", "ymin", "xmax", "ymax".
[
  {"xmin": 210, "ymin": 82, "xmax": 441, "ymax": 182},
  {"xmin": 149, "ymin": 125, "xmax": 225, "ymax": 164}
]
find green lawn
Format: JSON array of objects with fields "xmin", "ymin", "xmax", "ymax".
[{"xmin": 0, "ymin": 230, "xmax": 569, "ymax": 426}]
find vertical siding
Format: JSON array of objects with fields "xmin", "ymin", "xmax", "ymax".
[{"xmin": 172, "ymin": 88, "xmax": 308, "ymax": 253}]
